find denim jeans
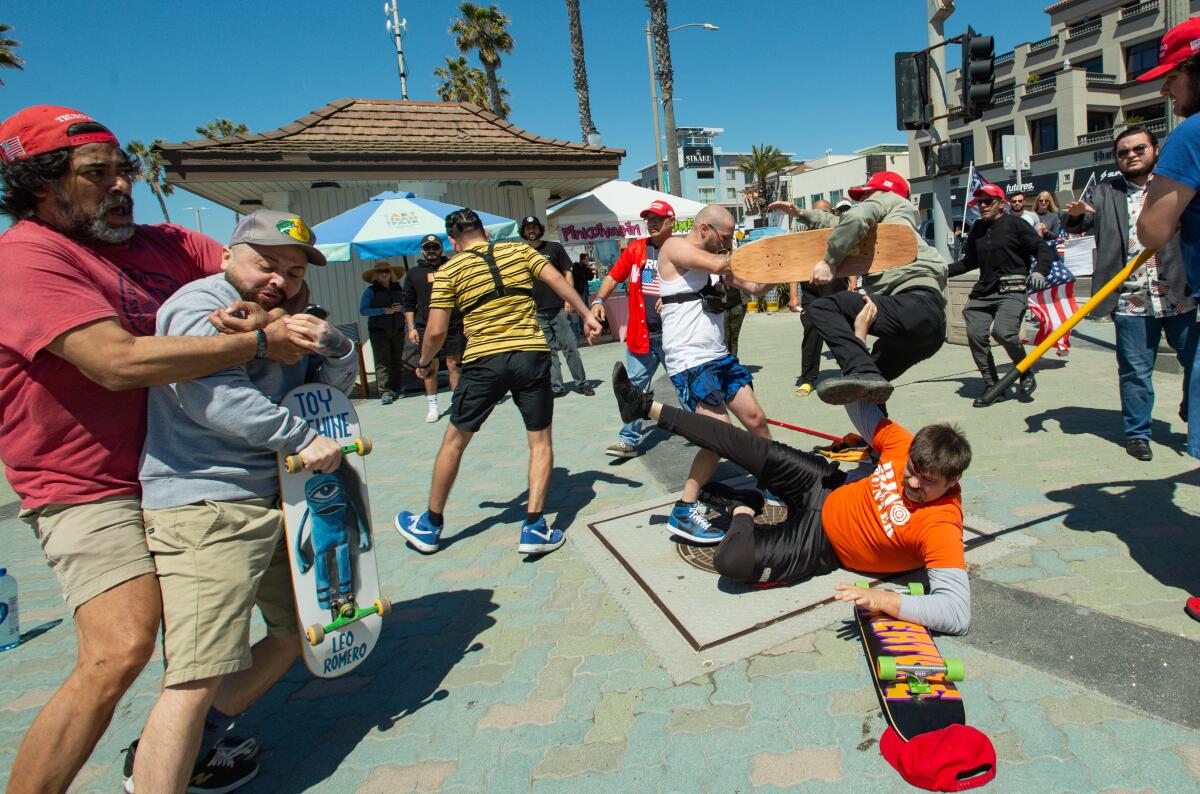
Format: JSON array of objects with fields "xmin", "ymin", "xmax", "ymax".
[
  {"xmin": 1190, "ymin": 336, "xmax": 1200, "ymax": 460},
  {"xmin": 1113, "ymin": 309, "xmax": 1198, "ymax": 444},
  {"xmin": 618, "ymin": 335, "xmax": 667, "ymax": 447}
]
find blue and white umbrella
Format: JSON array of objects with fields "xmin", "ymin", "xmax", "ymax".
[{"xmin": 312, "ymin": 191, "xmax": 521, "ymax": 262}]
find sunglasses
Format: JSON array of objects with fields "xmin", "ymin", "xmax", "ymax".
[
  {"xmin": 977, "ymin": 197, "xmax": 1000, "ymax": 206},
  {"xmin": 1116, "ymin": 143, "xmax": 1150, "ymax": 159},
  {"xmin": 421, "ymin": 244, "xmax": 441, "ymax": 251}
]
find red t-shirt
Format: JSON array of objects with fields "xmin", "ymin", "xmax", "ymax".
[
  {"xmin": 821, "ymin": 419, "xmax": 965, "ymax": 573},
  {"xmin": 0, "ymin": 219, "xmax": 224, "ymax": 508}
]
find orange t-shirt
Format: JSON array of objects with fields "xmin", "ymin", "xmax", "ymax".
[{"xmin": 820, "ymin": 419, "xmax": 965, "ymax": 573}]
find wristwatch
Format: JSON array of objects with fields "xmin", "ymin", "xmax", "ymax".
[{"xmin": 254, "ymin": 328, "xmax": 267, "ymax": 359}]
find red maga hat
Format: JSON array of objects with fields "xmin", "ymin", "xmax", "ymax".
[
  {"xmin": 640, "ymin": 200, "xmax": 675, "ymax": 219},
  {"xmin": 1137, "ymin": 17, "xmax": 1200, "ymax": 82},
  {"xmin": 972, "ymin": 183, "xmax": 1006, "ymax": 201},
  {"xmin": 0, "ymin": 105, "xmax": 118, "ymax": 165},
  {"xmin": 849, "ymin": 171, "xmax": 910, "ymax": 201},
  {"xmin": 880, "ymin": 725, "xmax": 997, "ymax": 792}
]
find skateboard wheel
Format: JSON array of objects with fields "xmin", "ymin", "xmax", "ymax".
[
  {"xmin": 878, "ymin": 656, "xmax": 898, "ymax": 680},
  {"xmin": 284, "ymin": 455, "xmax": 300, "ymax": 474},
  {"xmin": 374, "ymin": 597, "xmax": 391, "ymax": 616},
  {"xmin": 855, "ymin": 580, "xmax": 870, "ymax": 589},
  {"xmin": 944, "ymin": 658, "xmax": 965, "ymax": 682},
  {"xmin": 306, "ymin": 624, "xmax": 325, "ymax": 646},
  {"xmin": 908, "ymin": 582, "xmax": 925, "ymax": 596},
  {"xmin": 357, "ymin": 437, "xmax": 373, "ymax": 456}
]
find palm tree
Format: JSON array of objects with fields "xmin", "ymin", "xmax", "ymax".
[
  {"xmin": 434, "ymin": 56, "xmax": 511, "ymax": 116},
  {"xmin": 564, "ymin": 0, "xmax": 597, "ymax": 143},
  {"xmin": 0, "ymin": 23, "xmax": 25, "ymax": 86},
  {"xmin": 735, "ymin": 145, "xmax": 792, "ymax": 221},
  {"xmin": 646, "ymin": 0, "xmax": 680, "ymax": 196},
  {"xmin": 195, "ymin": 118, "xmax": 249, "ymax": 139},
  {"xmin": 125, "ymin": 140, "xmax": 173, "ymax": 223},
  {"xmin": 450, "ymin": 3, "xmax": 514, "ymax": 119}
]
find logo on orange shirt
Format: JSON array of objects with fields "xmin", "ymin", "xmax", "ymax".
[{"xmin": 870, "ymin": 461, "xmax": 911, "ymax": 538}]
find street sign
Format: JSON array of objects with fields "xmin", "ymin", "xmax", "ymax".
[{"xmin": 1001, "ymin": 135, "xmax": 1030, "ymax": 171}]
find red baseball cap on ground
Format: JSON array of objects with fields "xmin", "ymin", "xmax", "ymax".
[
  {"xmin": 880, "ymin": 725, "xmax": 997, "ymax": 792},
  {"xmin": 1137, "ymin": 17, "xmax": 1200, "ymax": 82},
  {"xmin": 640, "ymin": 200, "xmax": 675, "ymax": 219},
  {"xmin": 972, "ymin": 183, "xmax": 1006, "ymax": 201},
  {"xmin": 0, "ymin": 105, "xmax": 118, "ymax": 165},
  {"xmin": 849, "ymin": 171, "xmax": 910, "ymax": 201}
]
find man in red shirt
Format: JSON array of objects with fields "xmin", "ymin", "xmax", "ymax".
[
  {"xmin": 0, "ymin": 105, "xmax": 307, "ymax": 794},
  {"xmin": 590, "ymin": 200, "xmax": 676, "ymax": 458}
]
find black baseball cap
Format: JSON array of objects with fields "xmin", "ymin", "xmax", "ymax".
[
  {"xmin": 420, "ymin": 234, "xmax": 443, "ymax": 250},
  {"xmin": 520, "ymin": 215, "xmax": 544, "ymax": 230}
]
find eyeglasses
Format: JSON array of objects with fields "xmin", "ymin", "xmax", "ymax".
[
  {"xmin": 977, "ymin": 197, "xmax": 1000, "ymax": 206},
  {"xmin": 1116, "ymin": 143, "xmax": 1150, "ymax": 159}
]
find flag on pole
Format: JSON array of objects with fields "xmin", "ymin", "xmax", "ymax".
[
  {"xmin": 1027, "ymin": 259, "xmax": 1079, "ymax": 356},
  {"xmin": 1077, "ymin": 172, "xmax": 1098, "ymax": 206},
  {"xmin": 963, "ymin": 163, "xmax": 994, "ymax": 224}
]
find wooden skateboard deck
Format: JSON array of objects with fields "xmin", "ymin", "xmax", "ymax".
[
  {"xmin": 730, "ymin": 224, "xmax": 918, "ymax": 283},
  {"xmin": 278, "ymin": 383, "xmax": 388, "ymax": 678},
  {"xmin": 855, "ymin": 583, "xmax": 965, "ymax": 741}
]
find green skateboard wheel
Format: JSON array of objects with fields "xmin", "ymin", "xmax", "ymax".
[
  {"xmin": 878, "ymin": 656, "xmax": 898, "ymax": 680},
  {"xmin": 908, "ymin": 582, "xmax": 925, "ymax": 596},
  {"xmin": 944, "ymin": 658, "xmax": 964, "ymax": 681}
]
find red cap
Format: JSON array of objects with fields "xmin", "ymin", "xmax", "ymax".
[
  {"xmin": 849, "ymin": 171, "xmax": 910, "ymax": 201},
  {"xmin": 640, "ymin": 200, "xmax": 675, "ymax": 219},
  {"xmin": 880, "ymin": 725, "xmax": 997, "ymax": 792},
  {"xmin": 0, "ymin": 105, "xmax": 118, "ymax": 165},
  {"xmin": 972, "ymin": 183, "xmax": 1006, "ymax": 201},
  {"xmin": 1137, "ymin": 17, "xmax": 1200, "ymax": 82}
]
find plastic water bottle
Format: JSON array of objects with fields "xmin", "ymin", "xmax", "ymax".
[{"xmin": 0, "ymin": 568, "xmax": 19, "ymax": 652}]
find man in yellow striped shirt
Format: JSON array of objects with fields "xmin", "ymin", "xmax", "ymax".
[{"xmin": 396, "ymin": 208, "xmax": 601, "ymax": 556}]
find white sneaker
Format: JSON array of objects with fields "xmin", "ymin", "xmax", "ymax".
[{"xmin": 425, "ymin": 405, "xmax": 440, "ymax": 423}]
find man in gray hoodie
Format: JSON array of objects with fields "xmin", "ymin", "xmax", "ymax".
[
  {"xmin": 129, "ymin": 210, "xmax": 359, "ymax": 794},
  {"xmin": 803, "ymin": 172, "xmax": 949, "ymax": 405}
]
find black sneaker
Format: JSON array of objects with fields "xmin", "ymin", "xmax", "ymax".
[
  {"xmin": 122, "ymin": 736, "xmax": 260, "ymax": 794},
  {"xmin": 816, "ymin": 373, "xmax": 893, "ymax": 405},
  {"xmin": 1017, "ymin": 371, "xmax": 1037, "ymax": 396},
  {"xmin": 699, "ymin": 481, "xmax": 765, "ymax": 517},
  {"xmin": 611, "ymin": 363, "xmax": 653, "ymax": 423}
]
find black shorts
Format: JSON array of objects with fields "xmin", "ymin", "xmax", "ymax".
[
  {"xmin": 416, "ymin": 324, "xmax": 466, "ymax": 360},
  {"xmin": 450, "ymin": 350, "xmax": 553, "ymax": 433}
]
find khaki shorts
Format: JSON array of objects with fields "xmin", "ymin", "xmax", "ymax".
[
  {"xmin": 19, "ymin": 496, "xmax": 155, "ymax": 613},
  {"xmin": 143, "ymin": 497, "xmax": 298, "ymax": 686}
]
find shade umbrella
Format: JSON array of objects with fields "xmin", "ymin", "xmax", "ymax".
[
  {"xmin": 312, "ymin": 191, "xmax": 521, "ymax": 262},
  {"xmin": 547, "ymin": 181, "xmax": 708, "ymax": 242}
]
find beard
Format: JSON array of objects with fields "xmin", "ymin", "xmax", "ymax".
[
  {"xmin": 225, "ymin": 270, "xmax": 285, "ymax": 310},
  {"xmin": 52, "ymin": 187, "xmax": 135, "ymax": 245},
  {"xmin": 1121, "ymin": 156, "xmax": 1156, "ymax": 179}
]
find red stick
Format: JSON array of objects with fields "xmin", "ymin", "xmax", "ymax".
[{"xmin": 767, "ymin": 418, "xmax": 841, "ymax": 442}]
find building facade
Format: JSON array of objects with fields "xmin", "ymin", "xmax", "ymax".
[{"xmin": 783, "ymin": 145, "xmax": 911, "ymax": 211}]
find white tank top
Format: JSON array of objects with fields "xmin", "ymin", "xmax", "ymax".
[{"xmin": 658, "ymin": 265, "xmax": 728, "ymax": 375}]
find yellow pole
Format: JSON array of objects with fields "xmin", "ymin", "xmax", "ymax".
[{"xmin": 980, "ymin": 247, "xmax": 1157, "ymax": 405}]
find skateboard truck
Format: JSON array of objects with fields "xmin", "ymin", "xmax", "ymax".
[
  {"xmin": 306, "ymin": 596, "xmax": 392, "ymax": 646},
  {"xmin": 284, "ymin": 437, "xmax": 373, "ymax": 474}
]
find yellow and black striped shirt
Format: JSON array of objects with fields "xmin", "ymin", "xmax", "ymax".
[{"xmin": 430, "ymin": 240, "xmax": 549, "ymax": 364}]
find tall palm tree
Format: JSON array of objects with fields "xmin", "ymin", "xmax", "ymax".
[
  {"xmin": 195, "ymin": 118, "xmax": 249, "ymax": 139},
  {"xmin": 450, "ymin": 3, "xmax": 514, "ymax": 119},
  {"xmin": 125, "ymin": 140, "xmax": 173, "ymax": 223},
  {"xmin": 646, "ymin": 0, "xmax": 680, "ymax": 196},
  {"xmin": 735, "ymin": 145, "xmax": 792, "ymax": 221},
  {"xmin": 0, "ymin": 23, "xmax": 25, "ymax": 86},
  {"xmin": 434, "ymin": 56, "xmax": 511, "ymax": 116},
  {"xmin": 564, "ymin": 0, "xmax": 597, "ymax": 143}
]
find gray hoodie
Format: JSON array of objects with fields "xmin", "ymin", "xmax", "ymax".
[
  {"xmin": 824, "ymin": 190, "xmax": 948, "ymax": 299},
  {"xmin": 139, "ymin": 274, "xmax": 358, "ymax": 509}
]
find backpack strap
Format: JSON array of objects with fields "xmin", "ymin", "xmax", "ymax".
[{"xmin": 458, "ymin": 242, "xmax": 534, "ymax": 316}]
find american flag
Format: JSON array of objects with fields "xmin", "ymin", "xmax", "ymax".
[
  {"xmin": 1077, "ymin": 172, "xmax": 1099, "ymax": 207},
  {"xmin": 1027, "ymin": 258, "xmax": 1078, "ymax": 356},
  {"xmin": 963, "ymin": 163, "xmax": 992, "ymax": 224},
  {"xmin": 0, "ymin": 136, "xmax": 26, "ymax": 163}
]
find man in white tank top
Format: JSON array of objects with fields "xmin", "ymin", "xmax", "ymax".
[{"xmin": 655, "ymin": 205, "xmax": 774, "ymax": 544}]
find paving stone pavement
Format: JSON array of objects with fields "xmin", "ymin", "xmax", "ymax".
[{"xmin": 1, "ymin": 311, "xmax": 1198, "ymax": 793}]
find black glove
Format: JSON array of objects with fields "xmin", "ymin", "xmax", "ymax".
[{"xmin": 1028, "ymin": 272, "xmax": 1047, "ymax": 291}]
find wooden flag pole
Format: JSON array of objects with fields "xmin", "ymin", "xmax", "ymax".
[{"xmin": 980, "ymin": 247, "xmax": 1157, "ymax": 405}]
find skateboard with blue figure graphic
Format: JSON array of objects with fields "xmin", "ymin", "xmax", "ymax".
[{"xmin": 278, "ymin": 383, "xmax": 390, "ymax": 678}]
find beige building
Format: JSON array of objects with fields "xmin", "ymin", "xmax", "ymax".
[
  {"xmin": 909, "ymin": 0, "xmax": 1191, "ymax": 214},
  {"xmin": 783, "ymin": 144, "xmax": 911, "ymax": 211}
]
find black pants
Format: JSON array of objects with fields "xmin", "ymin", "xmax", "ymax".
[
  {"xmin": 799, "ymin": 280, "xmax": 847, "ymax": 384},
  {"xmin": 368, "ymin": 327, "xmax": 406, "ymax": 397},
  {"xmin": 806, "ymin": 287, "xmax": 946, "ymax": 381},
  {"xmin": 656, "ymin": 404, "xmax": 843, "ymax": 584}
]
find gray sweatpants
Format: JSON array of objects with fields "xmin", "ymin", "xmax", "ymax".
[
  {"xmin": 963, "ymin": 291, "xmax": 1027, "ymax": 383},
  {"xmin": 536, "ymin": 309, "xmax": 587, "ymax": 390}
]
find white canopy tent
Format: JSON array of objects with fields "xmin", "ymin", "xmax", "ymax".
[{"xmin": 547, "ymin": 181, "xmax": 708, "ymax": 244}]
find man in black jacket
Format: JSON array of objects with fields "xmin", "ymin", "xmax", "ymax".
[
  {"xmin": 1064, "ymin": 125, "xmax": 1196, "ymax": 461},
  {"xmin": 521, "ymin": 216, "xmax": 594, "ymax": 397},
  {"xmin": 402, "ymin": 235, "xmax": 465, "ymax": 422},
  {"xmin": 950, "ymin": 183, "xmax": 1053, "ymax": 406}
]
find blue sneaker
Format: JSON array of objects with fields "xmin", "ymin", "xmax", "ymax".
[
  {"xmin": 667, "ymin": 501, "xmax": 724, "ymax": 545},
  {"xmin": 395, "ymin": 510, "xmax": 442, "ymax": 553},
  {"xmin": 518, "ymin": 517, "xmax": 565, "ymax": 555}
]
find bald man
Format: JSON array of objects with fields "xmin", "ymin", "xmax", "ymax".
[{"xmin": 649, "ymin": 205, "xmax": 774, "ymax": 544}]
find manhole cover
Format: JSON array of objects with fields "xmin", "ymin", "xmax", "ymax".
[{"xmin": 674, "ymin": 503, "xmax": 789, "ymax": 573}]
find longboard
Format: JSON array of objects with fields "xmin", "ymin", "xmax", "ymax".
[
  {"xmin": 730, "ymin": 225, "xmax": 918, "ymax": 283},
  {"xmin": 855, "ymin": 581, "xmax": 966, "ymax": 742},
  {"xmin": 278, "ymin": 383, "xmax": 389, "ymax": 678}
]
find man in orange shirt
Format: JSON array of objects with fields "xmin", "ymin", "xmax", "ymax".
[{"xmin": 610, "ymin": 304, "xmax": 974, "ymax": 634}]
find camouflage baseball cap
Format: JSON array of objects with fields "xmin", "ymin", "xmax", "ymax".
[{"xmin": 230, "ymin": 209, "xmax": 326, "ymax": 266}]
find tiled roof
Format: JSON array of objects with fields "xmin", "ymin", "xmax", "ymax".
[{"xmin": 156, "ymin": 99, "xmax": 623, "ymax": 161}]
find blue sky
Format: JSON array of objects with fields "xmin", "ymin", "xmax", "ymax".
[{"xmin": 3, "ymin": 0, "xmax": 1053, "ymax": 241}]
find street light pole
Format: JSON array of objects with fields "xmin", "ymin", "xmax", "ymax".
[
  {"xmin": 642, "ymin": 22, "xmax": 718, "ymax": 194},
  {"xmin": 926, "ymin": 0, "xmax": 954, "ymax": 264},
  {"xmin": 384, "ymin": 1, "xmax": 409, "ymax": 101},
  {"xmin": 184, "ymin": 206, "xmax": 208, "ymax": 234}
]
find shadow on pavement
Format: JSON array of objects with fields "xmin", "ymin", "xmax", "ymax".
[
  {"xmin": 248, "ymin": 588, "xmax": 498, "ymax": 793},
  {"xmin": 1024, "ymin": 405, "xmax": 1187, "ymax": 449}
]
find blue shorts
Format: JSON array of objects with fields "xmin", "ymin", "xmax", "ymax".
[{"xmin": 669, "ymin": 354, "xmax": 754, "ymax": 411}]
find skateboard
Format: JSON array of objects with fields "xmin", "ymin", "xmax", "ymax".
[
  {"xmin": 730, "ymin": 224, "xmax": 918, "ymax": 283},
  {"xmin": 854, "ymin": 581, "xmax": 966, "ymax": 741},
  {"xmin": 278, "ymin": 383, "xmax": 390, "ymax": 678}
]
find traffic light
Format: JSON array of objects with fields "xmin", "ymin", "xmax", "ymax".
[
  {"xmin": 894, "ymin": 51, "xmax": 930, "ymax": 131},
  {"xmin": 961, "ymin": 26, "xmax": 995, "ymax": 121}
]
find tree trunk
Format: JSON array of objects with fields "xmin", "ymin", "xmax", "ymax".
[
  {"xmin": 152, "ymin": 184, "xmax": 171, "ymax": 223},
  {"xmin": 647, "ymin": 0, "xmax": 681, "ymax": 196},
  {"xmin": 484, "ymin": 62, "xmax": 505, "ymax": 118},
  {"xmin": 565, "ymin": 0, "xmax": 596, "ymax": 142}
]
